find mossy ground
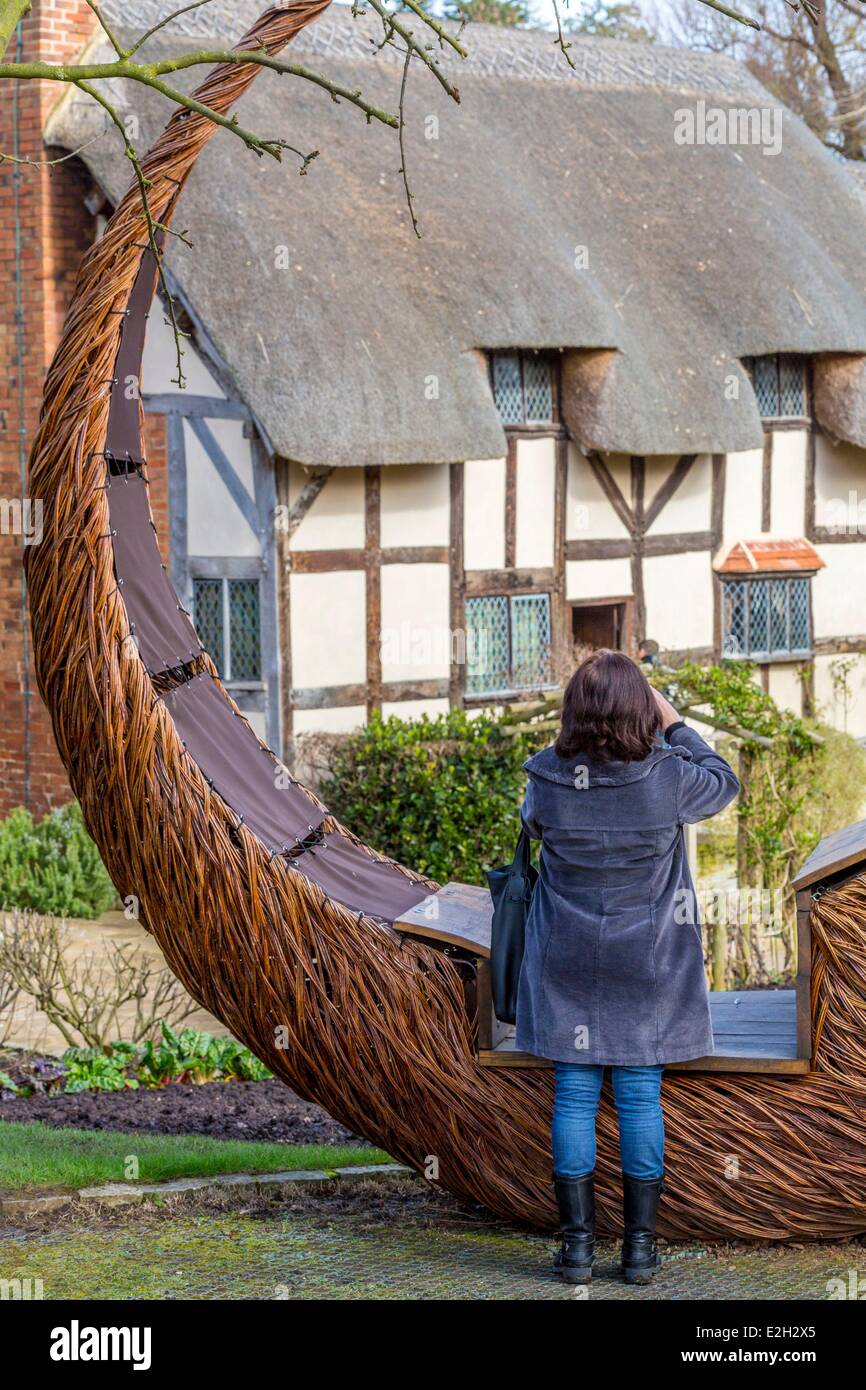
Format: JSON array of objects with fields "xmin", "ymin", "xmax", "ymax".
[{"xmin": 2, "ymin": 1178, "xmax": 862, "ymax": 1301}]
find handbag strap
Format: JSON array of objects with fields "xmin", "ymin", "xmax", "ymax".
[{"xmin": 511, "ymin": 827, "xmax": 532, "ymax": 876}]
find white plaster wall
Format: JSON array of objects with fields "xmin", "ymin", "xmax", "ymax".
[
  {"xmin": 464, "ymin": 457, "xmax": 505, "ymax": 569},
  {"xmin": 814, "ymin": 434, "xmax": 866, "ymax": 533},
  {"xmin": 289, "ymin": 570, "xmax": 367, "ymax": 687},
  {"xmin": 245, "ymin": 711, "xmax": 267, "ymax": 741},
  {"xmin": 814, "ymin": 654, "xmax": 866, "ymax": 740},
  {"xmin": 770, "ymin": 430, "xmax": 807, "ymax": 537},
  {"xmin": 380, "ymin": 464, "xmax": 449, "ymax": 548},
  {"xmin": 185, "ymin": 418, "xmax": 260, "ymax": 556},
  {"xmin": 381, "ymin": 698, "xmax": 450, "ymax": 721},
  {"xmin": 645, "ymin": 455, "xmax": 711, "ymax": 536},
  {"xmin": 722, "ymin": 448, "xmax": 763, "ymax": 543},
  {"xmin": 380, "ymin": 564, "xmax": 451, "ymax": 682},
  {"xmin": 767, "ymin": 663, "xmax": 803, "ymax": 718},
  {"xmin": 643, "ymin": 551, "xmax": 714, "ymax": 651},
  {"xmin": 288, "ymin": 463, "xmax": 365, "ymax": 551},
  {"xmin": 566, "ymin": 557, "xmax": 632, "ymax": 601},
  {"xmin": 812, "ymin": 545, "xmax": 866, "ymax": 637},
  {"xmin": 566, "ymin": 446, "xmax": 630, "ymax": 541},
  {"xmin": 141, "ymin": 310, "xmax": 226, "ymax": 398},
  {"xmin": 515, "ymin": 436, "xmax": 555, "ymax": 568},
  {"xmin": 293, "ymin": 705, "xmax": 367, "ymax": 735}
]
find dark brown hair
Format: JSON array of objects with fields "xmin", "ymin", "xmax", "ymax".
[{"xmin": 555, "ymin": 649, "xmax": 660, "ymax": 763}]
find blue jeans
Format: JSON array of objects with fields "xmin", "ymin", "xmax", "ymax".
[{"xmin": 552, "ymin": 1063, "xmax": 665, "ymax": 1180}]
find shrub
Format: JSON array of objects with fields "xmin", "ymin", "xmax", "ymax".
[
  {"xmin": 0, "ymin": 910, "xmax": 197, "ymax": 1050},
  {"xmin": 42, "ymin": 1030, "xmax": 270, "ymax": 1093},
  {"xmin": 319, "ymin": 710, "xmax": 542, "ymax": 885},
  {"xmin": 0, "ymin": 803, "xmax": 118, "ymax": 917}
]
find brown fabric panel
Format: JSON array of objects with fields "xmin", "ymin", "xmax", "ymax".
[
  {"xmin": 297, "ymin": 830, "xmax": 428, "ymax": 922},
  {"xmin": 164, "ymin": 674, "xmax": 325, "ymax": 852},
  {"xmin": 105, "ymin": 247, "xmax": 159, "ymax": 463},
  {"xmin": 108, "ymin": 472, "xmax": 202, "ymax": 672}
]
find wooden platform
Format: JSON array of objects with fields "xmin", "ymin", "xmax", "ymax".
[
  {"xmin": 394, "ymin": 883, "xmax": 812, "ymax": 1075},
  {"xmin": 478, "ymin": 990, "xmax": 809, "ymax": 1072}
]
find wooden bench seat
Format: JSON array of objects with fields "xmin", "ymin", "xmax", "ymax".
[{"xmin": 394, "ymin": 882, "xmax": 811, "ymax": 1075}]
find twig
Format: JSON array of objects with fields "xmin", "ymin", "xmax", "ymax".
[
  {"xmin": 83, "ymin": 0, "xmax": 126, "ymax": 58},
  {"xmin": 550, "ymin": 0, "xmax": 575, "ymax": 70},
  {"xmin": 126, "ymin": 0, "xmax": 218, "ymax": 59},
  {"xmin": 365, "ymin": 0, "xmax": 462, "ymax": 104},
  {"xmin": 695, "ymin": 0, "xmax": 762, "ymax": 28},
  {"xmin": 75, "ymin": 78, "xmax": 190, "ymax": 389},
  {"xmin": 398, "ymin": 45, "xmax": 420, "ymax": 238}
]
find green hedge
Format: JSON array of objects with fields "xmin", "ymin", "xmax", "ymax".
[
  {"xmin": 0, "ymin": 803, "xmax": 118, "ymax": 918},
  {"xmin": 319, "ymin": 710, "xmax": 542, "ymax": 885}
]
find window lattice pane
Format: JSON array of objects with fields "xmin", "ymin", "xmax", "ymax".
[
  {"xmin": 749, "ymin": 580, "xmax": 770, "ymax": 657},
  {"xmin": 228, "ymin": 579, "xmax": 262, "ymax": 681},
  {"xmin": 790, "ymin": 578, "xmax": 810, "ymax": 651},
  {"xmin": 466, "ymin": 595, "xmax": 510, "ymax": 695},
  {"xmin": 510, "ymin": 593, "xmax": 552, "ymax": 690},
  {"xmin": 491, "ymin": 354, "xmax": 523, "ymax": 425},
  {"xmin": 722, "ymin": 579, "xmax": 747, "ymax": 657},
  {"xmin": 193, "ymin": 579, "xmax": 225, "ymax": 676},
  {"xmin": 523, "ymin": 356, "xmax": 553, "ymax": 423},
  {"xmin": 770, "ymin": 579, "xmax": 789, "ymax": 652},
  {"xmin": 724, "ymin": 576, "xmax": 812, "ymax": 659},
  {"xmin": 752, "ymin": 356, "xmax": 780, "ymax": 418},
  {"xmin": 778, "ymin": 355, "xmax": 805, "ymax": 417}
]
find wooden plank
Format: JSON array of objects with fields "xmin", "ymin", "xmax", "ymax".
[
  {"xmin": 552, "ymin": 436, "xmax": 568, "ymax": 683},
  {"xmin": 143, "ymin": 392, "xmax": 251, "ymax": 420},
  {"xmin": 795, "ymin": 887, "xmax": 813, "ymax": 1062},
  {"xmin": 630, "ymin": 456, "xmax": 646, "ymax": 645},
  {"xmin": 792, "ymin": 818, "xmax": 866, "ymax": 889},
  {"xmin": 710, "ymin": 454, "xmax": 725, "ymax": 550},
  {"xmin": 644, "ymin": 454, "xmax": 697, "ymax": 531},
  {"xmin": 761, "ymin": 431, "xmax": 772, "ymax": 532},
  {"xmin": 504, "ymin": 436, "xmax": 517, "ymax": 569},
  {"xmin": 585, "ymin": 450, "xmax": 633, "ymax": 533},
  {"xmin": 642, "ymin": 530, "xmax": 714, "ymax": 556},
  {"xmin": 449, "ymin": 461, "xmax": 466, "ymax": 711},
  {"xmin": 381, "ymin": 547, "xmax": 449, "ymax": 566},
  {"xmin": 565, "ymin": 537, "xmax": 632, "ymax": 561},
  {"xmin": 365, "ymin": 466, "xmax": 382, "ymax": 721},
  {"xmin": 478, "ymin": 990, "xmax": 808, "ymax": 1073},
  {"xmin": 394, "ymin": 881, "xmax": 492, "ymax": 957},
  {"xmin": 291, "ymin": 678, "xmax": 450, "ymax": 710},
  {"xmin": 465, "ymin": 567, "xmax": 555, "ymax": 596},
  {"xmin": 187, "ymin": 416, "xmax": 260, "ymax": 537}
]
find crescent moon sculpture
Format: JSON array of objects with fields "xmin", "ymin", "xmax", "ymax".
[{"xmin": 24, "ymin": 1, "xmax": 866, "ymax": 1241}]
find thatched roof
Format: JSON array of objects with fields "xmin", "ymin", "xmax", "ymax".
[{"xmin": 46, "ymin": 2, "xmax": 866, "ymax": 465}]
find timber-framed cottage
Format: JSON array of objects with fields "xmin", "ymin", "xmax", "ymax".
[{"xmin": 4, "ymin": 0, "xmax": 866, "ymax": 812}]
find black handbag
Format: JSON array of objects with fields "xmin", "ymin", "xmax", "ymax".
[{"xmin": 486, "ymin": 828, "xmax": 538, "ymax": 1025}]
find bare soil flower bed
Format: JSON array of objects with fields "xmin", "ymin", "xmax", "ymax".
[{"xmin": 0, "ymin": 1053, "xmax": 362, "ymax": 1147}]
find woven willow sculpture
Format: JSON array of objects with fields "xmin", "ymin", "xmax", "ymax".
[{"xmin": 25, "ymin": 1, "xmax": 866, "ymax": 1240}]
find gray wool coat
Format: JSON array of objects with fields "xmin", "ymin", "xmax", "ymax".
[{"xmin": 515, "ymin": 723, "xmax": 739, "ymax": 1067}]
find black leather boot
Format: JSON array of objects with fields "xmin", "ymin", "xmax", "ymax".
[
  {"xmin": 553, "ymin": 1172, "xmax": 595, "ymax": 1284},
  {"xmin": 621, "ymin": 1174, "xmax": 664, "ymax": 1284}
]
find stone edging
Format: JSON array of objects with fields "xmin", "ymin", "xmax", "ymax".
[{"xmin": 0, "ymin": 1163, "xmax": 414, "ymax": 1218}]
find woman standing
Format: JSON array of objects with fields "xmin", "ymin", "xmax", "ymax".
[{"xmin": 517, "ymin": 650, "xmax": 739, "ymax": 1285}]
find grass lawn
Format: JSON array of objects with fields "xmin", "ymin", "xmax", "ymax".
[{"xmin": 0, "ymin": 1121, "xmax": 391, "ymax": 1192}]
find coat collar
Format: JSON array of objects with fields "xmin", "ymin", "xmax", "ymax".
[{"xmin": 523, "ymin": 740, "xmax": 686, "ymax": 788}]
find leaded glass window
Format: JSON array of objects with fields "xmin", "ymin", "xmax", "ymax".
[
  {"xmin": 746, "ymin": 354, "xmax": 807, "ymax": 420},
  {"xmin": 466, "ymin": 592, "xmax": 552, "ymax": 697},
  {"xmin": 193, "ymin": 576, "xmax": 262, "ymax": 682},
  {"xmin": 722, "ymin": 576, "xmax": 811, "ymax": 660},
  {"xmin": 192, "ymin": 579, "xmax": 224, "ymax": 674},
  {"xmin": 490, "ymin": 352, "xmax": 554, "ymax": 425}
]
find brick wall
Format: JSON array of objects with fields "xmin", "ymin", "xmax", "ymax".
[{"xmin": 0, "ymin": 3, "xmax": 172, "ymax": 817}]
